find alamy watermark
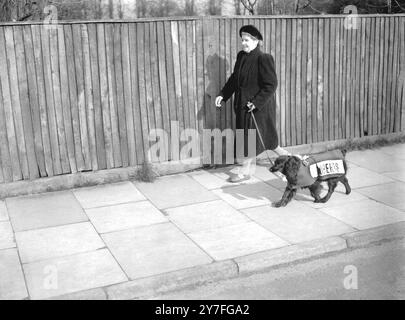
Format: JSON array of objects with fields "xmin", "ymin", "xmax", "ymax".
[
  {"xmin": 343, "ymin": 265, "xmax": 358, "ymax": 290},
  {"xmin": 147, "ymin": 121, "xmax": 257, "ymax": 165}
]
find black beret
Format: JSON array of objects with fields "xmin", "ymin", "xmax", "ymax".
[{"xmin": 239, "ymin": 25, "xmax": 263, "ymax": 41}]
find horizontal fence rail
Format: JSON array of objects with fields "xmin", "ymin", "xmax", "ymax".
[{"xmin": 0, "ymin": 15, "xmax": 404, "ymax": 183}]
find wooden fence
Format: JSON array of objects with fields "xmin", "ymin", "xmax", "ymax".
[{"xmin": 0, "ymin": 15, "xmax": 404, "ymax": 183}]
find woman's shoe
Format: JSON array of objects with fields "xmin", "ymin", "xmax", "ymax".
[{"xmin": 228, "ymin": 174, "xmax": 251, "ymax": 183}]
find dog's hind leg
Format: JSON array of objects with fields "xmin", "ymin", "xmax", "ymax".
[
  {"xmin": 309, "ymin": 182, "xmax": 322, "ymax": 203},
  {"xmin": 341, "ymin": 176, "xmax": 351, "ymax": 195},
  {"xmin": 319, "ymin": 180, "xmax": 338, "ymax": 203}
]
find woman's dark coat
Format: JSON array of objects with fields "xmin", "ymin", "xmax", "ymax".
[{"xmin": 219, "ymin": 46, "xmax": 278, "ymax": 157}]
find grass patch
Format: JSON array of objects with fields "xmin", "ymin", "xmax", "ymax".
[
  {"xmin": 134, "ymin": 161, "xmax": 159, "ymax": 183},
  {"xmin": 337, "ymin": 134, "xmax": 405, "ymax": 152}
]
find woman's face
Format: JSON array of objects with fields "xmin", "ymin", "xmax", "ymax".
[{"xmin": 241, "ymin": 33, "xmax": 259, "ymax": 53}]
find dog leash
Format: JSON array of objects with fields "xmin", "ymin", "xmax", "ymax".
[{"xmin": 250, "ymin": 111, "xmax": 274, "ymax": 166}]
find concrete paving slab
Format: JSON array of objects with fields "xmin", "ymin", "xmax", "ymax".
[
  {"xmin": 383, "ymin": 171, "xmax": 405, "ymax": 183},
  {"xmin": 295, "ymin": 188, "xmax": 368, "ymax": 209},
  {"xmin": 242, "ymin": 203, "xmax": 355, "ymax": 243},
  {"xmin": 209, "ymin": 168, "xmax": 263, "ymax": 186},
  {"xmin": 134, "ymin": 174, "xmax": 218, "ymax": 209},
  {"xmin": 6, "ymin": 191, "xmax": 87, "ymax": 232},
  {"xmin": 16, "ymin": 222, "xmax": 105, "ymax": 264},
  {"xmin": 85, "ymin": 201, "xmax": 167, "ymax": 234},
  {"xmin": 72, "ymin": 182, "xmax": 145, "ymax": 209},
  {"xmin": 188, "ymin": 170, "xmax": 231, "ymax": 190},
  {"xmin": 342, "ymin": 221, "xmax": 405, "ymax": 248},
  {"xmin": 47, "ymin": 288, "xmax": 107, "ymax": 300},
  {"xmin": 211, "ymin": 181, "xmax": 283, "ymax": 210},
  {"xmin": 0, "ymin": 248, "xmax": 28, "ymax": 300},
  {"xmin": 23, "ymin": 249, "xmax": 127, "ymax": 300},
  {"xmin": 320, "ymin": 200, "xmax": 405, "ymax": 230},
  {"xmin": 165, "ymin": 200, "xmax": 250, "ymax": 234},
  {"xmin": 106, "ymin": 260, "xmax": 238, "ymax": 300},
  {"xmin": 356, "ymin": 182, "xmax": 405, "ymax": 211},
  {"xmin": 0, "ymin": 221, "xmax": 16, "ymax": 250},
  {"xmin": 344, "ymin": 164, "xmax": 395, "ymax": 189},
  {"xmin": 102, "ymin": 223, "xmax": 212, "ymax": 280},
  {"xmin": 187, "ymin": 222, "xmax": 289, "ymax": 261},
  {"xmin": 378, "ymin": 144, "xmax": 405, "ymax": 158},
  {"xmin": 346, "ymin": 150, "xmax": 404, "ymax": 173},
  {"xmin": 251, "ymin": 164, "xmax": 282, "ymax": 183},
  {"xmin": 0, "ymin": 201, "xmax": 8, "ymax": 221},
  {"xmin": 235, "ymin": 236, "xmax": 347, "ymax": 275}
]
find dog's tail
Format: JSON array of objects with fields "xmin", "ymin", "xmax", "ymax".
[{"xmin": 341, "ymin": 149, "xmax": 347, "ymax": 157}]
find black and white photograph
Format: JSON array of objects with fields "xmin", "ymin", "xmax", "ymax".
[{"xmin": 0, "ymin": 0, "xmax": 404, "ymax": 303}]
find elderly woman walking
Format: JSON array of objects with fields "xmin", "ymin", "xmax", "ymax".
[{"xmin": 215, "ymin": 25, "xmax": 289, "ymax": 183}]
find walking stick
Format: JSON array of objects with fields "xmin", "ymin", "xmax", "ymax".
[{"xmin": 250, "ymin": 111, "xmax": 275, "ymax": 166}]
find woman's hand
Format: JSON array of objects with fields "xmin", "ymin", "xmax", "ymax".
[
  {"xmin": 215, "ymin": 96, "xmax": 223, "ymax": 108},
  {"xmin": 247, "ymin": 102, "xmax": 256, "ymax": 112}
]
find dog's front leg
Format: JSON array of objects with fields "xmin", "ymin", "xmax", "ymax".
[{"xmin": 274, "ymin": 185, "xmax": 297, "ymax": 207}]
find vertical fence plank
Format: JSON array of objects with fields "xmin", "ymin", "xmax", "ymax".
[
  {"xmin": 323, "ymin": 18, "xmax": 330, "ymax": 142},
  {"xmin": 328, "ymin": 19, "xmax": 336, "ymax": 141},
  {"xmin": 81, "ymin": 24, "xmax": 98, "ymax": 170},
  {"xmin": 392, "ymin": 17, "xmax": 400, "ymax": 132},
  {"xmin": 136, "ymin": 23, "xmax": 151, "ymax": 162},
  {"xmin": 400, "ymin": 18, "xmax": 405, "ymax": 131},
  {"xmin": 290, "ymin": 19, "xmax": 297, "ymax": 146},
  {"xmin": 22, "ymin": 25, "xmax": 46, "ymax": 177},
  {"xmin": 0, "ymin": 59, "xmax": 13, "ymax": 182},
  {"xmin": 335, "ymin": 19, "xmax": 342, "ymax": 139},
  {"xmin": 0, "ymin": 27, "xmax": 21, "ymax": 181},
  {"xmin": 362, "ymin": 18, "xmax": 370, "ymax": 136},
  {"xmin": 5, "ymin": 27, "xmax": 31, "ymax": 180},
  {"xmin": 113, "ymin": 23, "xmax": 129, "ymax": 167},
  {"xmin": 381, "ymin": 18, "xmax": 389, "ymax": 134},
  {"xmin": 317, "ymin": 18, "xmax": 324, "ymax": 143},
  {"xmin": 31, "ymin": 25, "xmax": 53, "ymax": 177},
  {"xmin": 285, "ymin": 19, "xmax": 291, "ymax": 147},
  {"xmin": 49, "ymin": 27, "xmax": 71, "ymax": 173},
  {"xmin": 295, "ymin": 19, "xmax": 302, "ymax": 145},
  {"xmin": 58, "ymin": 26, "xmax": 77, "ymax": 174},
  {"xmin": 300, "ymin": 19, "xmax": 308, "ymax": 144},
  {"xmin": 121, "ymin": 23, "xmax": 137, "ymax": 166},
  {"xmin": 65, "ymin": 25, "xmax": 86, "ymax": 172},
  {"xmin": 280, "ymin": 19, "xmax": 286, "ymax": 146},
  {"xmin": 274, "ymin": 18, "xmax": 282, "ymax": 144},
  {"xmin": 164, "ymin": 21, "xmax": 178, "ymax": 161},
  {"xmin": 129, "ymin": 23, "xmax": 147, "ymax": 164},
  {"xmin": 105, "ymin": 24, "xmax": 122, "ymax": 167},
  {"xmin": 196, "ymin": 18, "xmax": 205, "ymax": 136},
  {"xmin": 358, "ymin": 18, "xmax": 366, "ymax": 137},
  {"xmin": 368, "ymin": 18, "xmax": 376, "ymax": 136},
  {"xmin": 97, "ymin": 24, "xmax": 114, "ymax": 168},
  {"xmin": 88, "ymin": 23, "xmax": 106, "ymax": 169},
  {"xmin": 144, "ymin": 22, "xmax": 157, "ymax": 162},
  {"xmin": 348, "ymin": 26, "xmax": 356, "ymax": 138},
  {"xmin": 157, "ymin": 21, "xmax": 171, "ymax": 160},
  {"xmin": 311, "ymin": 19, "xmax": 319, "ymax": 142},
  {"xmin": 372, "ymin": 18, "xmax": 380, "ymax": 135},
  {"xmin": 306, "ymin": 17, "xmax": 314, "ymax": 143},
  {"xmin": 386, "ymin": 17, "xmax": 395, "ymax": 133}
]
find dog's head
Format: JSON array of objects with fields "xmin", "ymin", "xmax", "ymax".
[
  {"xmin": 269, "ymin": 155, "xmax": 302, "ymax": 178},
  {"xmin": 269, "ymin": 155, "xmax": 290, "ymax": 173}
]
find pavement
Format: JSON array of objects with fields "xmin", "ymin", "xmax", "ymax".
[{"xmin": 1, "ymin": 143, "xmax": 405, "ymax": 300}]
